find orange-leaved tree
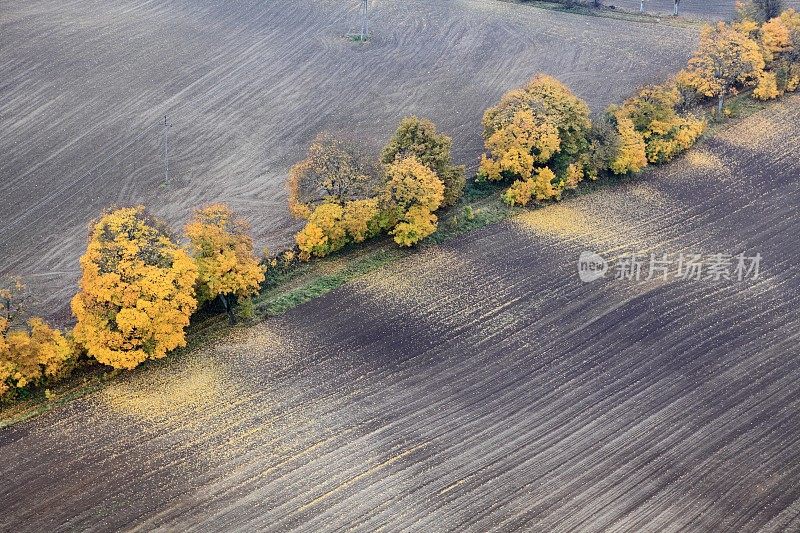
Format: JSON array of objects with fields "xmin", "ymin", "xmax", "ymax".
[
  {"xmin": 185, "ymin": 203, "xmax": 265, "ymax": 324},
  {"xmin": 71, "ymin": 206, "xmax": 198, "ymax": 370},
  {"xmin": 287, "ymin": 133, "xmax": 381, "ymax": 219},
  {"xmin": 383, "ymin": 156, "xmax": 444, "ymax": 246}
]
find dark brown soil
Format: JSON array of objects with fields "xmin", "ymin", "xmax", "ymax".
[{"xmin": 1, "ymin": 95, "xmax": 798, "ymax": 531}]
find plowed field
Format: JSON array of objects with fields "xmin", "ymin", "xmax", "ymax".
[
  {"xmin": 2, "ymin": 95, "xmax": 798, "ymax": 531},
  {"xmin": 0, "ymin": 0, "xmax": 700, "ymax": 320}
]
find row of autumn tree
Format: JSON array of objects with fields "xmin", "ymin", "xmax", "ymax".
[
  {"xmin": 494, "ymin": 7, "xmax": 800, "ymax": 203},
  {"xmin": 287, "ymin": 9, "xmax": 800, "ymax": 246},
  {"xmin": 0, "ymin": 116, "xmax": 464, "ymax": 398},
  {"xmin": 1, "ymin": 204, "xmax": 266, "ymax": 396},
  {"xmin": 287, "ymin": 119, "xmax": 466, "ymax": 259},
  {"xmin": 1, "ymin": 8, "xmax": 799, "ymax": 400}
]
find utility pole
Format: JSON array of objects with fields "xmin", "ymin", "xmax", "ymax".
[
  {"xmin": 163, "ymin": 115, "xmax": 172, "ymax": 183},
  {"xmin": 360, "ymin": 0, "xmax": 368, "ymax": 42}
]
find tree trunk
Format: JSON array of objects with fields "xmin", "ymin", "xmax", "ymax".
[
  {"xmin": 718, "ymin": 92, "xmax": 725, "ymax": 117},
  {"xmin": 219, "ymin": 294, "xmax": 236, "ymax": 325},
  {"xmin": 640, "ymin": 0, "xmax": 644, "ymax": 12},
  {"xmin": 674, "ymin": 0, "xmax": 679, "ymax": 16}
]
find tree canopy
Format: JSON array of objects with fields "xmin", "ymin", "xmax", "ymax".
[
  {"xmin": 287, "ymin": 133, "xmax": 381, "ymax": 219},
  {"xmin": 382, "ymin": 116, "xmax": 465, "ymax": 207},
  {"xmin": 383, "ymin": 156, "xmax": 445, "ymax": 246},
  {"xmin": 71, "ymin": 206, "xmax": 198, "ymax": 370}
]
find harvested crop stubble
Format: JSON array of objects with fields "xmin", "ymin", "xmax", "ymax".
[{"xmin": 682, "ymin": 148, "xmax": 729, "ymax": 172}]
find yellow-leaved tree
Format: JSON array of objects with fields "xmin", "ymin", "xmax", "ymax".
[
  {"xmin": 381, "ymin": 117, "xmax": 466, "ymax": 207},
  {"xmin": 478, "ymin": 74, "xmax": 591, "ymax": 204},
  {"xmin": 753, "ymin": 71, "xmax": 781, "ymax": 100},
  {"xmin": 71, "ymin": 206, "xmax": 198, "ymax": 370},
  {"xmin": 294, "ymin": 198, "xmax": 386, "ymax": 261},
  {"xmin": 289, "ymin": 133, "xmax": 392, "ymax": 261},
  {"xmin": 680, "ymin": 22, "xmax": 767, "ymax": 113},
  {"xmin": 383, "ymin": 156, "xmax": 445, "ymax": 246},
  {"xmin": 501, "ymin": 167, "xmax": 559, "ymax": 207},
  {"xmin": 295, "ymin": 202, "xmax": 347, "ymax": 260},
  {"xmin": 0, "ymin": 278, "xmax": 73, "ymax": 397},
  {"xmin": 185, "ymin": 204, "xmax": 265, "ymax": 324},
  {"xmin": 760, "ymin": 9, "xmax": 800, "ymax": 93},
  {"xmin": 608, "ymin": 108, "xmax": 649, "ymax": 174},
  {"xmin": 341, "ymin": 198, "xmax": 383, "ymax": 243},
  {"xmin": 618, "ymin": 83, "xmax": 705, "ymax": 163},
  {"xmin": 0, "ymin": 318, "xmax": 73, "ymax": 396},
  {"xmin": 479, "ymin": 109, "xmax": 560, "ymax": 182}
]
